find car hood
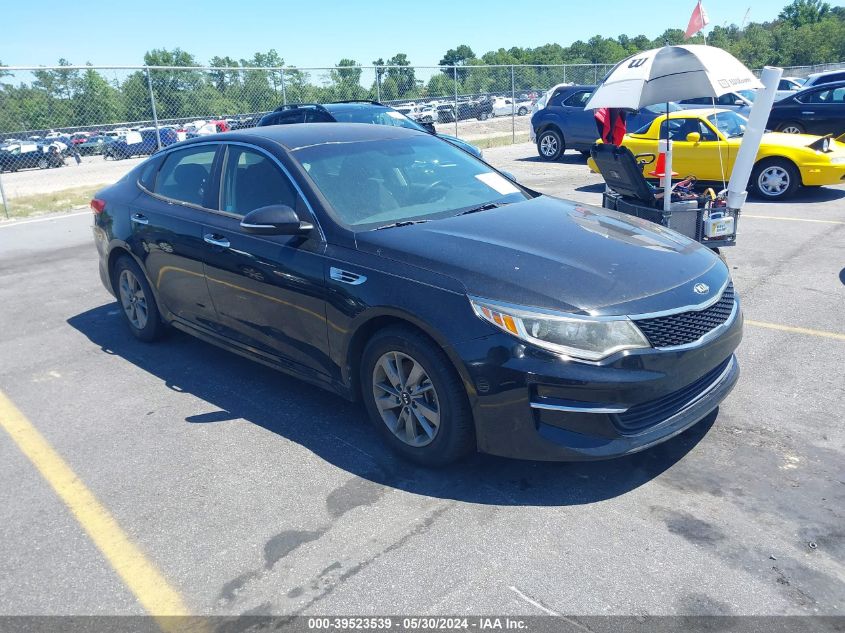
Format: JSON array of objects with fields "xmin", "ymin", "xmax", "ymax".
[
  {"xmin": 759, "ymin": 131, "xmax": 844, "ymax": 151},
  {"xmin": 355, "ymin": 196, "xmax": 725, "ymax": 316},
  {"xmin": 436, "ymin": 133, "xmax": 482, "ymax": 158}
]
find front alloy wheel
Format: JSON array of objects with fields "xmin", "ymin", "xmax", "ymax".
[
  {"xmin": 752, "ymin": 159, "xmax": 799, "ymax": 199},
  {"xmin": 361, "ymin": 326, "xmax": 474, "ymax": 465},
  {"xmin": 372, "ymin": 351, "xmax": 440, "ymax": 447}
]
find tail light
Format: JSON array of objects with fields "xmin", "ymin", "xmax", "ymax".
[{"xmin": 90, "ymin": 198, "xmax": 106, "ymax": 214}]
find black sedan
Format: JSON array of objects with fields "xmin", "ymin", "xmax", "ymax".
[
  {"xmin": 91, "ymin": 124, "xmax": 741, "ymax": 465},
  {"xmin": 767, "ymin": 80, "xmax": 845, "ymax": 135}
]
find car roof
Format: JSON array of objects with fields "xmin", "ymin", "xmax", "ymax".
[
  {"xmin": 323, "ymin": 102, "xmax": 388, "ymax": 112},
  {"xmin": 797, "ymin": 78, "xmax": 845, "ymax": 90},
  {"xmin": 177, "ymin": 122, "xmax": 426, "ymax": 151},
  {"xmin": 807, "ymin": 69, "xmax": 845, "ymax": 79}
]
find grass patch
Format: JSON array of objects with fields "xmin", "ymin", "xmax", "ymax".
[
  {"xmin": 1, "ymin": 184, "xmax": 108, "ymax": 219},
  {"xmin": 469, "ymin": 133, "xmax": 531, "ymax": 150}
]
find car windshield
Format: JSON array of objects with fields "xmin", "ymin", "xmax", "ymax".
[
  {"xmin": 329, "ymin": 107, "xmax": 425, "ymax": 132},
  {"xmin": 707, "ymin": 111, "xmax": 747, "ymax": 138},
  {"xmin": 294, "ymin": 134, "xmax": 530, "ymax": 230},
  {"xmin": 739, "ymin": 89, "xmax": 756, "ymax": 102}
]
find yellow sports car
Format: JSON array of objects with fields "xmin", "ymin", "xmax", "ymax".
[{"xmin": 587, "ymin": 108, "xmax": 845, "ymax": 199}]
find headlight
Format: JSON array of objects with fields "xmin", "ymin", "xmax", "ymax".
[{"xmin": 470, "ymin": 298, "xmax": 650, "ymax": 361}]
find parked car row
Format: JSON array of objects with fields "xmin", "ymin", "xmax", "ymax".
[
  {"xmin": 256, "ymin": 101, "xmax": 483, "ymax": 158},
  {"xmin": 0, "ymin": 141, "xmax": 67, "ymax": 172}
]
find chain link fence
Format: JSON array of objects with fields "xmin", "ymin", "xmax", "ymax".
[{"xmin": 0, "ymin": 63, "xmax": 616, "ymax": 218}]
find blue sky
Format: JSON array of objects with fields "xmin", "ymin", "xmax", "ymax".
[{"xmin": 2, "ymin": 0, "xmax": 842, "ymax": 69}]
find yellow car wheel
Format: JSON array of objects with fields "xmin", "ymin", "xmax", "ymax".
[{"xmin": 750, "ymin": 158, "xmax": 800, "ymax": 200}]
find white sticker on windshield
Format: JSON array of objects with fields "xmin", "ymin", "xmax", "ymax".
[
  {"xmin": 475, "ymin": 172, "xmax": 519, "ymax": 195},
  {"xmin": 386, "ymin": 110, "xmax": 405, "ymax": 119}
]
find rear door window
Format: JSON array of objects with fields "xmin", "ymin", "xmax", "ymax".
[{"xmin": 153, "ymin": 146, "xmax": 217, "ymax": 207}]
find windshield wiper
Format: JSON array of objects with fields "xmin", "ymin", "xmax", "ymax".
[
  {"xmin": 456, "ymin": 202, "xmax": 506, "ymax": 216},
  {"xmin": 374, "ymin": 219, "xmax": 429, "ymax": 230}
]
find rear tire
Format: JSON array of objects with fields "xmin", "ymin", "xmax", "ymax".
[
  {"xmin": 537, "ymin": 129, "xmax": 564, "ymax": 161},
  {"xmin": 113, "ymin": 255, "xmax": 164, "ymax": 342},
  {"xmin": 518, "ymin": 107, "xmax": 528, "ymax": 116},
  {"xmin": 750, "ymin": 158, "xmax": 800, "ymax": 200},
  {"xmin": 777, "ymin": 122, "xmax": 805, "ymax": 134},
  {"xmin": 360, "ymin": 326, "xmax": 474, "ymax": 466}
]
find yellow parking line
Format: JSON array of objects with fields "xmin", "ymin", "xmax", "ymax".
[
  {"xmin": 746, "ymin": 320, "xmax": 845, "ymax": 341},
  {"xmin": 743, "ymin": 214, "xmax": 845, "ymax": 225},
  {"xmin": 0, "ymin": 390, "xmax": 192, "ymax": 626}
]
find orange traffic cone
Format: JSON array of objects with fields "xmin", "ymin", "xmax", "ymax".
[{"xmin": 648, "ymin": 152, "xmax": 679, "ymax": 178}]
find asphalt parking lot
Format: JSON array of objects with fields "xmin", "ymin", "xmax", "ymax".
[{"xmin": 0, "ymin": 142, "xmax": 843, "ymax": 620}]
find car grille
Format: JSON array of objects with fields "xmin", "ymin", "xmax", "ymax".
[
  {"xmin": 612, "ymin": 357, "xmax": 733, "ymax": 433},
  {"xmin": 634, "ymin": 283, "xmax": 735, "ymax": 348}
]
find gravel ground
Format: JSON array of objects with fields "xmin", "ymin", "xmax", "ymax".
[{"xmin": 0, "ymin": 155, "xmax": 146, "ymax": 199}]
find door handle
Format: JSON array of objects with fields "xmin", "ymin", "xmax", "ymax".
[
  {"xmin": 204, "ymin": 234, "xmax": 230, "ymax": 248},
  {"xmin": 130, "ymin": 213, "xmax": 149, "ymax": 225},
  {"xmin": 801, "ymin": 111, "xmax": 815, "ymax": 115}
]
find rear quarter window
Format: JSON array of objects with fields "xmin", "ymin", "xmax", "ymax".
[{"xmin": 137, "ymin": 155, "xmax": 164, "ymax": 190}]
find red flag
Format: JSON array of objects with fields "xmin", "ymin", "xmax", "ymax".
[{"xmin": 684, "ymin": 0, "xmax": 710, "ymax": 39}]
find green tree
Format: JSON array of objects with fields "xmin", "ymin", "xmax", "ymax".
[
  {"xmin": 779, "ymin": 0, "xmax": 831, "ymax": 27},
  {"xmin": 209, "ymin": 55, "xmax": 242, "ymax": 95},
  {"xmin": 73, "ymin": 66, "xmax": 122, "ymax": 126},
  {"xmin": 329, "ymin": 59, "xmax": 364, "ymax": 100},
  {"xmin": 439, "ymin": 45, "xmax": 476, "ymax": 80},
  {"xmin": 386, "ymin": 53, "xmax": 415, "ymax": 97},
  {"xmin": 372, "ymin": 57, "xmax": 386, "ymax": 97},
  {"xmin": 426, "ymin": 73, "xmax": 454, "ymax": 98},
  {"xmin": 143, "ymin": 48, "xmax": 204, "ymax": 119}
]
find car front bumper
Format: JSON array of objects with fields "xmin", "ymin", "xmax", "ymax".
[
  {"xmin": 453, "ymin": 306, "xmax": 743, "ymax": 461},
  {"xmin": 799, "ymin": 161, "xmax": 845, "ymax": 186}
]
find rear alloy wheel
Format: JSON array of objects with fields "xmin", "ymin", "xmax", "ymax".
[
  {"xmin": 778, "ymin": 122, "xmax": 805, "ymax": 134},
  {"xmin": 37, "ymin": 158, "xmax": 49, "ymax": 169},
  {"xmin": 537, "ymin": 129, "xmax": 564, "ymax": 161},
  {"xmin": 751, "ymin": 159, "xmax": 800, "ymax": 199},
  {"xmin": 114, "ymin": 255, "xmax": 164, "ymax": 342},
  {"xmin": 518, "ymin": 107, "xmax": 528, "ymax": 116},
  {"xmin": 361, "ymin": 326, "xmax": 474, "ymax": 466}
]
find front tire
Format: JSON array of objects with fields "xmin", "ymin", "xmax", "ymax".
[
  {"xmin": 750, "ymin": 158, "xmax": 800, "ymax": 199},
  {"xmin": 113, "ymin": 255, "xmax": 164, "ymax": 342},
  {"xmin": 361, "ymin": 326, "xmax": 474, "ymax": 466},
  {"xmin": 537, "ymin": 129, "xmax": 564, "ymax": 161},
  {"xmin": 518, "ymin": 107, "xmax": 528, "ymax": 116}
]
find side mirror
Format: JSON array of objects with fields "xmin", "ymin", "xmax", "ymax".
[
  {"xmin": 734, "ymin": 99, "xmax": 745, "ymax": 106},
  {"xmin": 500, "ymin": 171, "xmax": 518, "ymax": 182},
  {"xmin": 240, "ymin": 205, "xmax": 313, "ymax": 236},
  {"xmin": 421, "ymin": 121, "xmax": 436, "ymax": 134},
  {"xmin": 686, "ymin": 132, "xmax": 701, "ymax": 143}
]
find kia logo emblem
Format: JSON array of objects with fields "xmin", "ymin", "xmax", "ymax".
[{"xmin": 694, "ymin": 283, "xmax": 710, "ymax": 295}]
